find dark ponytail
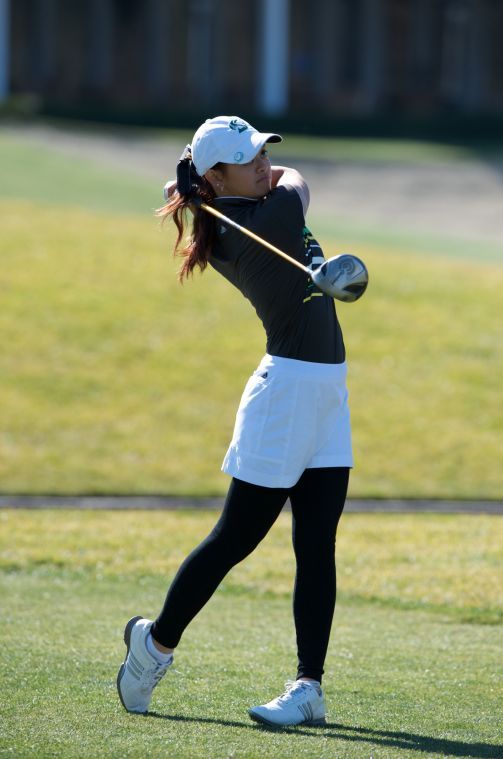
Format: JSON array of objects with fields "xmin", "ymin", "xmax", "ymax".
[{"xmin": 156, "ymin": 157, "xmax": 223, "ymax": 281}]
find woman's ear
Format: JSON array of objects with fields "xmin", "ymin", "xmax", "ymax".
[{"xmin": 205, "ymin": 167, "xmax": 225, "ymax": 194}]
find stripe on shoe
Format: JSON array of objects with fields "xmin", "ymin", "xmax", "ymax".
[
  {"xmin": 126, "ymin": 652, "xmax": 144, "ymax": 680},
  {"xmin": 298, "ymin": 701, "xmax": 313, "ymax": 722}
]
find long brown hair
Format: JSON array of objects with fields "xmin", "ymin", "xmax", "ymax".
[{"xmin": 156, "ymin": 168, "xmax": 223, "ymax": 281}]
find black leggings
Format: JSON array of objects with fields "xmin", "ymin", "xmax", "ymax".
[{"xmin": 151, "ymin": 467, "xmax": 349, "ymax": 683}]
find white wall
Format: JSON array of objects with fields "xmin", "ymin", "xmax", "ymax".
[{"xmin": 258, "ymin": 0, "xmax": 290, "ymax": 116}]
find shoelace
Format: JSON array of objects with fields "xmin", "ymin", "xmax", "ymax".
[
  {"xmin": 276, "ymin": 680, "xmax": 312, "ymax": 702},
  {"xmin": 140, "ymin": 660, "xmax": 172, "ymax": 692}
]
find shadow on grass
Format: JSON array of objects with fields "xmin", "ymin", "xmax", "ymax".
[{"xmin": 148, "ymin": 712, "xmax": 501, "ymax": 758}]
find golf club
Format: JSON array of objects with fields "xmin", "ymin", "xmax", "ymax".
[
  {"xmin": 174, "ymin": 146, "xmax": 368, "ymax": 302},
  {"xmin": 196, "ymin": 200, "xmax": 369, "ymax": 303}
]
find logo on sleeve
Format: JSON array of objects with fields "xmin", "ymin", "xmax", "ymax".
[{"xmin": 302, "ymin": 226, "xmax": 325, "ymax": 304}]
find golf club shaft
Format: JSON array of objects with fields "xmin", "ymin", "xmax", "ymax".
[{"xmin": 200, "ymin": 202, "xmax": 309, "ymax": 274}]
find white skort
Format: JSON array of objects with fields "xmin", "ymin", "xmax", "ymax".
[{"xmin": 222, "ymin": 354, "xmax": 353, "ymax": 488}]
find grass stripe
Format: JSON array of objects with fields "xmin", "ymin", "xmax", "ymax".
[{"xmin": 0, "ymin": 510, "xmax": 502, "ymax": 757}]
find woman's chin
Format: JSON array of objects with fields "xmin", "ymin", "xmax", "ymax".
[{"xmin": 257, "ymin": 181, "xmax": 272, "ymax": 195}]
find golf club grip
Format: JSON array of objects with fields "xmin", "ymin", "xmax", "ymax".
[{"xmin": 200, "ymin": 203, "xmax": 309, "ymax": 274}]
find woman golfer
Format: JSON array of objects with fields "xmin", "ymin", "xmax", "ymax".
[{"xmin": 117, "ymin": 116, "xmax": 353, "ymax": 727}]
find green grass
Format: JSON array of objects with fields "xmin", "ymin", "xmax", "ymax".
[
  {"xmin": 0, "ymin": 132, "xmax": 159, "ymax": 214},
  {"xmin": 1, "ymin": 126, "xmax": 502, "ymax": 264},
  {"xmin": 0, "ymin": 510, "xmax": 502, "ymax": 758},
  {"xmin": 1, "ymin": 198, "xmax": 502, "ymax": 498},
  {"xmin": 1, "ymin": 510, "xmax": 501, "ymax": 623},
  {"xmin": 1, "ymin": 125, "xmax": 502, "ymax": 265},
  {"xmin": 0, "ymin": 126, "xmax": 502, "ymax": 497},
  {"xmin": 308, "ymin": 213, "xmax": 503, "ymax": 264},
  {"xmin": 274, "ymin": 134, "xmax": 503, "ymax": 163}
]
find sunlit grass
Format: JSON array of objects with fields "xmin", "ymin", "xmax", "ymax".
[
  {"xmin": 274, "ymin": 134, "xmax": 497, "ymax": 163},
  {"xmin": 0, "ymin": 509, "xmax": 501, "ymax": 757},
  {"xmin": 1, "ymin": 510, "xmax": 501, "ymax": 624},
  {"xmin": 0, "ymin": 131, "xmax": 159, "ymax": 213},
  {"xmin": 1, "ymin": 198, "xmax": 502, "ymax": 497},
  {"xmin": 2, "ymin": 123, "xmax": 502, "ymax": 759}
]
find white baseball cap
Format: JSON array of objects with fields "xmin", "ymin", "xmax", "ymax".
[{"xmin": 191, "ymin": 116, "xmax": 282, "ymax": 177}]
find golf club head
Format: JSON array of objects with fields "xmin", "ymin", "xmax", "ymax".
[{"xmin": 311, "ymin": 254, "xmax": 369, "ymax": 302}]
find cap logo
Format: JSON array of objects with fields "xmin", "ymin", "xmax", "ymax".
[
  {"xmin": 234, "ymin": 151, "xmax": 244, "ymax": 162},
  {"xmin": 229, "ymin": 118, "xmax": 248, "ymax": 134}
]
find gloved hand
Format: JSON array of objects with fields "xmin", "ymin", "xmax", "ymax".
[{"xmin": 176, "ymin": 144, "xmax": 201, "ymax": 200}]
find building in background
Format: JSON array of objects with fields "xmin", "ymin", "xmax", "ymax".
[{"xmin": 4, "ymin": 0, "xmax": 503, "ymax": 130}]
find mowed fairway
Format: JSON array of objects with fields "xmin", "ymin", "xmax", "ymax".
[
  {"xmin": 0, "ymin": 127, "xmax": 502, "ymax": 497},
  {"xmin": 1, "ymin": 126, "xmax": 502, "ymax": 757},
  {"xmin": 0, "ymin": 509, "xmax": 502, "ymax": 758}
]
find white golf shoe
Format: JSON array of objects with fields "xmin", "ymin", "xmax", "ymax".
[
  {"xmin": 249, "ymin": 679, "xmax": 327, "ymax": 727},
  {"xmin": 117, "ymin": 616, "xmax": 173, "ymax": 714}
]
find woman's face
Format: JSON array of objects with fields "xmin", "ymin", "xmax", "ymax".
[{"xmin": 206, "ymin": 147, "xmax": 272, "ymax": 198}]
